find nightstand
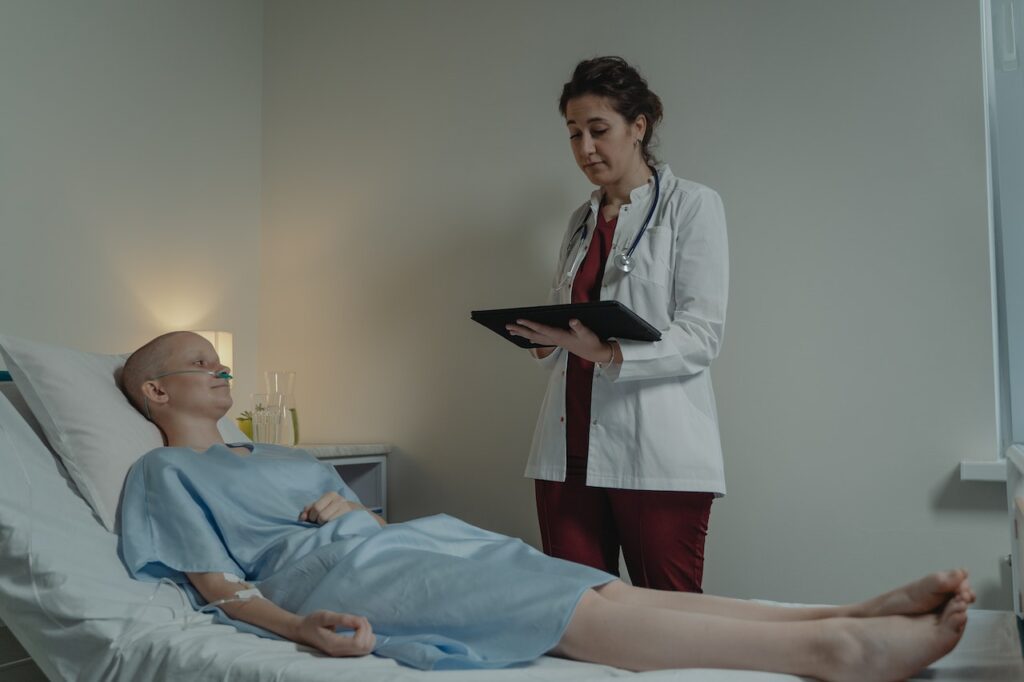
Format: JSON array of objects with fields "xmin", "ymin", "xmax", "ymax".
[{"xmin": 297, "ymin": 443, "xmax": 391, "ymax": 521}]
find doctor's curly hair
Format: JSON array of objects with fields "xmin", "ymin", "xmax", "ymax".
[{"xmin": 558, "ymin": 56, "xmax": 664, "ymax": 166}]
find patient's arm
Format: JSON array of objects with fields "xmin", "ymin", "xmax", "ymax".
[
  {"xmin": 300, "ymin": 491, "xmax": 387, "ymax": 527},
  {"xmin": 187, "ymin": 571, "xmax": 375, "ymax": 657}
]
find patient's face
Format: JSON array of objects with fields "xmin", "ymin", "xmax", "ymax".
[{"xmin": 158, "ymin": 333, "xmax": 234, "ymax": 419}]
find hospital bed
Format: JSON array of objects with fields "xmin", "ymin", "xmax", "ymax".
[{"xmin": 0, "ymin": 374, "xmax": 1021, "ymax": 681}]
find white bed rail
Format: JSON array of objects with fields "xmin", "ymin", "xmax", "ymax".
[{"xmin": 1007, "ymin": 445, "xmax": 1024, "ymax": 652}]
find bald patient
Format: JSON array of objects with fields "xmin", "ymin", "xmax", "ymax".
[{"xmin": 117, "ymin": 331, "xmax": 976, "ymax": 678}]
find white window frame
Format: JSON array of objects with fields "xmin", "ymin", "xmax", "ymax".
[{"xmin": 963, "ymin": 0, "xmax": 1024, "ymax": 481}]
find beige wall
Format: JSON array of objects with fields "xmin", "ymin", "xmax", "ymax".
[
  {"xmin": 261, "ymin": 0, "xmax": 1010, "ymax": 608},
  {"xmin": 0, "ymin": 0, "xmax": 264, "ymax": 403}
]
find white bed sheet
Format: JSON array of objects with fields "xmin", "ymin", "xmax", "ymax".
[{"xmin": 0, "ymin": 386, "xmax": 1021, "ymax": 682}]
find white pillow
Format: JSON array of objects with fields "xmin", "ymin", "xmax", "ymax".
[{"xmin": 0, "ymin": 333, "xmax": 249, "ymax": 532}]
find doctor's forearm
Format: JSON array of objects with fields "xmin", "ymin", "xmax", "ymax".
[
  {"xmin": 531, "ymin": 347, "xmax": 556, "ymax": 359},
  {"xmin": 612, "ymin": 327, "xmax": 720, "ymax": 381}
]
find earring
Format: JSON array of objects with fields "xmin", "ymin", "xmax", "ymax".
[{"xmin": 634, "ymin": 139, "xmax": 640, "ymax": 147}]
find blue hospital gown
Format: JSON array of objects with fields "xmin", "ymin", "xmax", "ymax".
[{"xmin": 118, "ymin": 444, "xmax": 614, "ymax": 670}]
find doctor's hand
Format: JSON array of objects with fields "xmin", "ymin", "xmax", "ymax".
[
  {"xmin": 507, "ymin": 318, "xmax": 615, "ymax": 364},
  {"xmin": 299, "ymin": 491, "xmax": 362, "ymax": 524},
  {"xmin": 295, "ymin": 610, "xmax": 375, "ymax": 657}
]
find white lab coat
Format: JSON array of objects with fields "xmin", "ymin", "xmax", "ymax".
[{"xmin": 525, "ymin": 165, "xmax": 728, "ymax": 494}]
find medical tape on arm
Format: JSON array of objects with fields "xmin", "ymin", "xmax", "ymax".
[{"xmin": 197, "ymin": 575, "xmax": 265, "ymax": 613}]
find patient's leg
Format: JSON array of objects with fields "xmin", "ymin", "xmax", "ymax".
[
  {"xmin": 595, "ymin": 570, "xmax": 975, "ymax": 622},
  {"xmin": 596, "ymin": 579, "xmax": 847, "ymax": 621},
  {"xmin": 553, "ymin": 589, "xmax": 968, "ymax": 679}
]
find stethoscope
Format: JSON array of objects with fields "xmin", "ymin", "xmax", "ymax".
[{"xmin": 557, "ymin": 166, "xmax": 661, "ymax": 291}]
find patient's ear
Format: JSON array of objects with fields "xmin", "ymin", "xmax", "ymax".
[{"xmin": 141, "ymin": 380, "xmax": 169, "ymax": 406}]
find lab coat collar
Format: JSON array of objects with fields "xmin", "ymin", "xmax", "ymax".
[{"xmin": 587, "ymin": 164, "xmax": 672, "ymax": 213}]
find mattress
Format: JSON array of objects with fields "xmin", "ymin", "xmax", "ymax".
[{"xmin": 0, "ymin": 383, "xmax": 1020, "ymax": 681}]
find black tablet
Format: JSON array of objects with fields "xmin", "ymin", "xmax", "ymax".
[{"xmin": 471, "ymin": 301, "xmax": 662, "ymax": 349}]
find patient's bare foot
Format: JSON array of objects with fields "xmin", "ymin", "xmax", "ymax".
[
  {"xmin": 820, "ymin": 597, "xmax": 967, "ymax": 682},
  {"xmin": 853, "ymin": 569, "xmax": 975, "ymax": 618}
]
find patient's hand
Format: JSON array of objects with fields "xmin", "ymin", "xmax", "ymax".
[
  {"xmin": 296, "ymin": 610, "xmax": 375, "ymax": 657},
  {"xmin": 299, "ymin": 491, "xmax": 363, "ymax": 524}
]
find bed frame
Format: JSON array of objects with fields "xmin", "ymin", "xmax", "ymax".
[
  {"xmin": 1006, "ymin": 444, "xmax": 1024, "ymax": 654},
  {"xmin": 1, "ymin": 368, "xmax": 1022, "ymax": 679},
  {"xmin": 0, "ymin": 370, "xmax": 48, "ymax": 680}
]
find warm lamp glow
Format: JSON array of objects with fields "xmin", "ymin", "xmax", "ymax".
[{"xmin": 194, "ymin": 330, "xmax": 233, "ymax": 372}]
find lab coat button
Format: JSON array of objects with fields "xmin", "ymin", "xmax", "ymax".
[
  {"xmin": 560, "ymin": 416, "xmax": 565, "ymax": 423},
  {"xmin": 592, "ymin": 419, "xmax": 598, "ymax": 426}
]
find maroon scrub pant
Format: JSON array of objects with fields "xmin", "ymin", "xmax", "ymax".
[{"xmin": 535, "ymin": 477, "xmax": 713, "ymax": 592}]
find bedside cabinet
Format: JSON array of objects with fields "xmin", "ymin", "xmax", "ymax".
[{"xmin": 298, "ymin": 443, "xmax": 391, "ymax": 521}]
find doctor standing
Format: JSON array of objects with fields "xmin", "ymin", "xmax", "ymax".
[{"xmin": 506, "ymin": 57, "xmax": 729, "ymax": 592}]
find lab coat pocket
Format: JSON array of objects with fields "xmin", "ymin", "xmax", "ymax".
[
  {"xmin": 677, "ymin": 374, "xmax": 717, "ymax": 426},
  {"xmin": 635, "ymin": 378, "xmax": 717, "ymax": 469},
  {"xmin": 625, "ymin": 225, "xmax": 673, "ymax": 288}
]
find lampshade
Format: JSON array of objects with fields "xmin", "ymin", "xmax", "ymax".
[{"xmin": 194, "ymin": 330, "xmax": 233, "ymax": 372}]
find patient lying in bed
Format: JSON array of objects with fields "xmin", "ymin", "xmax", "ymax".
[{"xmin": 118, "ymin": 331, "xmax": 977, "ymax": 679}]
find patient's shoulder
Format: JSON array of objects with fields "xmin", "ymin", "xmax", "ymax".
[
  {"xmin": 253, "ymin": 443, "xmax": 299, "ymax": 457},
  {"xmin": 131, "ymin": 446, "xmax": 196, "ymax": 474}
]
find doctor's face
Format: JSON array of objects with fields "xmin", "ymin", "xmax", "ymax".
[{"xmin": 565, "ymin": 94, "xmax": 646, "ymax": 188}]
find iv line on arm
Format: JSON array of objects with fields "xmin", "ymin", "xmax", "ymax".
[{"xmin": 198, "ymin": 573, "xmax": 265, "ymax": 614}]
